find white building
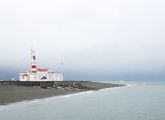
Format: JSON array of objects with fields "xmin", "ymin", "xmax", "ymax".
[{"xmin": 19, "ymin": 49, "xmax": 63, "ymax": 81}]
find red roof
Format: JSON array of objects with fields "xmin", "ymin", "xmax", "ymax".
[
  {"xmin": 20, "ymin": 74, "xmax": 28, "ymax": 76},
  {"xmin": 37, "ymin": 68, "xmax": 48, "ymax": 72}
]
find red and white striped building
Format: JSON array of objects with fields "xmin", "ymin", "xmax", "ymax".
[{"xmin": 19, "ymin": 49, "xmax": 63, "ymax": 81}]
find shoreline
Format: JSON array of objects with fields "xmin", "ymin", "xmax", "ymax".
[
  {"xmin": 0, "ymin": 81, "xmax": 125, "ymax": 105},
  {"xmin": 1, "ymin": 90, "xmax": 95, "ymax": 107}
]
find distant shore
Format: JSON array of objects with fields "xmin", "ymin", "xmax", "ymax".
[{"xmin": 0, "ymin": 81, "xmax": 125, "ymax": 105}]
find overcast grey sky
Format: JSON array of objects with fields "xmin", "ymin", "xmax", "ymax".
[{"xmin": 0, "ymin": 0, "xmax": 165, "ymax": 80}]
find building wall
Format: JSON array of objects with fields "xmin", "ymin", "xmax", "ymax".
[
  {"xmin": 20, "ymin": 72, "xmax": 63, "ymax": 81},
  {"xmin": 19, "ymin": 74, "xmax": 29, "ymax": 81}
]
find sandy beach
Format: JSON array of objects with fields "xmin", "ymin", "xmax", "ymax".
[{"xmin": 0, "ymin": 81, "xmax": 124, "ymax": 105}]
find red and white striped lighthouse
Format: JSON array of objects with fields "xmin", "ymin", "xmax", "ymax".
[
  {"xmin": 30, "ymin": 49, "xmax": 37, "ymax": 74},
  {"xmin": 19, "ymin": 49, "xmax": 63, "ymax": 81}
]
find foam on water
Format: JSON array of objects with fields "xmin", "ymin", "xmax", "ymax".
[
  {"xmin": 60, "ymin": 91, "xmax": 93, "ymax": 98},
  {"xmin": 126, "ymin": 84, "xmax": 133, "ymax": 87}
]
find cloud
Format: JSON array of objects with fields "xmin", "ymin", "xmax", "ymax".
[{"xmin": 0, "ymin": 0, "xmax": 165, "ymax": 80}]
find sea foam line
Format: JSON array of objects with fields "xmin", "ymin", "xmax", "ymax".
[{"xmin": 0, "ymin": 90, "xmax": 94, "ymax": 110}]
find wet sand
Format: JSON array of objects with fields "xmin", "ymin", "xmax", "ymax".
[{"xmin": 0, "ymin": 81, "xmax": 124, "ymax": 105}]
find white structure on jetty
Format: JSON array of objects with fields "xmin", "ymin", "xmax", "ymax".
[{"xmin": 19, "ymin": 49, "xmax": 63, "ymax": 81}]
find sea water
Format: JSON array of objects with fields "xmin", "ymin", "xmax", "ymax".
[{"xmin": 0, "ymin": 80, "xmax": 165, "ymax": 120}]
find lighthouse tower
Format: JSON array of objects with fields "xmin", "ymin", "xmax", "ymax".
[
  {"xmin": 29, "ymin": 49, "xmax": 37, "ymax": 80},
  {"xmin": 30, "ymin": 49, "xmax": 37, "ymax": 73}
]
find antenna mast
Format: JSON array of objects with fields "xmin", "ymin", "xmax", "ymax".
[{"xmin": 60, "ymin": 57, "xmax": 64, "ymax": 80}]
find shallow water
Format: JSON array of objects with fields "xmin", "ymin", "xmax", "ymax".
[{"xmin": 0, "ymin": 80, "xmax": 165, "ymax": 120}]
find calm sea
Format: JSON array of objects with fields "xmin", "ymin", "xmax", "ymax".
[{"xmin": 0, "ymin": 80, "xmax": 165, "ymax": 120}]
